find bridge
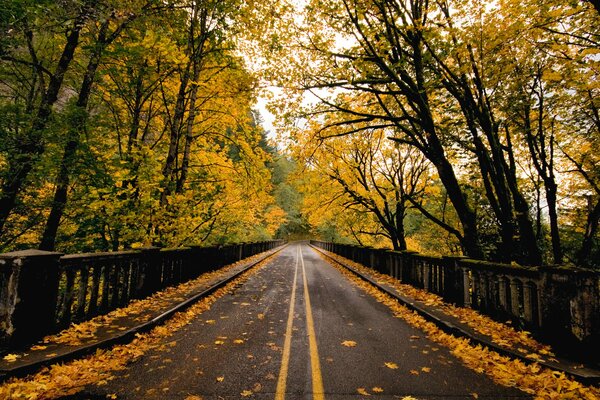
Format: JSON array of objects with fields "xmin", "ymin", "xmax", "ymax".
[{"xmin": 0, "ymin": 242, "xmax": 599, "ymax": 399}]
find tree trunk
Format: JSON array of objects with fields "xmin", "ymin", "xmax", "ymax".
[
  {"xmin": 0, "ymin": 19, "xmax": 84, "ymax": 235},
  {"xmin": 176, "ymin": 59, "xmax": 201, "ymax": 193},
  {"xmin": 545, "ymin": 182, "xmax": 562, "ymax": 264},
  {"xmin": 430, "ymin": 150, "xmax": 483, "ymax": 259},
  {"xmin": 577, "ymin": 197, "xmax": 600, "ymax": 267},
  {"xmin": 395, "ymin": 201, "xmax": 407, "ymax": 251},
  {"xmin": 160, "ymin": 2, "xmax": 202, "ymax": 205},
  {"xmin": 39, "ymin": 21, "xmax": 109, "ymax": 251}
]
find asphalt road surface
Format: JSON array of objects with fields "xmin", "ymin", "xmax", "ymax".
[{"xmin": 76, "ymin": 243, "xmax": 530, "ymax": 399}]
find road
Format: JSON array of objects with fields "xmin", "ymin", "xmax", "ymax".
[{"xmin": 75, "ymin": 242, "xmax": 530, "ymax": 399}]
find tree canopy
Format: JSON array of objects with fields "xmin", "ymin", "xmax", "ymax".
[{"xmin": 0, "ymin": 0, "xmax": 598, "ymax": 268}]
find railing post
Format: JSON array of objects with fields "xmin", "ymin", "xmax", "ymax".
[
  {"xmin": 523, "ymin": 281, "xmax": 536, "ymax": 325},
  {"xmin": 509, "ymin": 278, "xmax": 521, "ymax": 318},
  {"xmin": 137, "ymin": 247, "xmax": 162, "ymax": 298},
  {"xmin": 442, "ymin": 256, "xmax": 466, "ymax": 306},
  {"xmin": 498, "ymin": 276, "xmax": 508, "ymax": 311},
  {"xmin": 0, "ymin": 250, "xmax": 63, "ymax": 347}
]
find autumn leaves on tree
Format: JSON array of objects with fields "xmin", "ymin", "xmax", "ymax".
[
  {"xmin": 0, "ymin": 0, "xmax": 599, "ymax": 268},
  {"xmin": 267, "ymin": 0, "xmax": 600, "ymax": 267},
  {"xmin": 0, "ymin": 0, "xmax": 285, "ymax": 252}
]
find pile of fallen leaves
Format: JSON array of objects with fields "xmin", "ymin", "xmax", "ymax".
[
  {"xmin": 0, "ymin": 255, "xmax": 274, "ymax": 399},
  {"xmin": 321, "ymin": 252, "xmax": 600, "ymax": 400}
]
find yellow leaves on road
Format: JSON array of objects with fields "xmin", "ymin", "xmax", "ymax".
[
  {"xmin": 0, "ymin": 259, "xmax": 272, "ymax": 399},
  {"xmin": 214, "ymin": 340, "xmax": 225, "ymax": 345},
  {"xmin": 341, "ymin": 340, "xmax": 357, "ymax": 347},
  {"xmin": 356, "ymin": 387, "xmax": 371, "ymax": 395},
  {"xmin": 233, "ymin": 339, "xmax": 245, "ymax": 344},
  {"xmin": 185, "ymin": 395, "xmax": 203, "ymax": 400},
  {"xmin": 324, "ymin": 254, "xmax": 600, "ymax": 400},
  {"xmin": 372, "ymin": 386, "xmax": 384, "ymax": 393},
  {"xmin": 325, "ymin": 252, "xmax": 552, "ymax": 356},
  {"xmin": 384, "ymin": 362, "xmax": 398, "ymax": 369},
  {"xmin": 3, "ymin": 354, "xmax": 20, "ymax": 362},
  {"xmin": 33, "ymin": 259, "xmax": 253, "ymax": 351},
  {"xmin": 216, "ymin": 376, "xmax": 225, "ymax": 382},
  {"xmin": 421, "ymin": 367, "xmax": 431, "ymax": 373},
  {"xmin": 240, "ymin": 389, "xmax": 253, "ymax": 397}
]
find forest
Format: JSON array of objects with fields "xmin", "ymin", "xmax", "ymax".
[{"xmin": 1, "ymin": 0, "xmax": 599, "ymax": 268}]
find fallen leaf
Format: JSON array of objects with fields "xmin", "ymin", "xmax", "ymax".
[
  {"xmin": 214, "ymin": 340, "xmax": 225, "ymax": 345},
  {"xmin": 216, "ymin": 376, "xmax": 224, "ymax": 382},
  {"xmin": 357, "ymin": 387, "xmax": 371, "ymax": 396},
  {"xmin": 233, "ymin": 339, "xmax": 244, "ymax": 344},
  {"xmin": 372, "ymin": 387, "xmax": 384, "ymax": 393},
  {"xmin": 185, "ymin": 396, "xmax": 203, "ymax": 400},
  {"xmin": 384, "ymin": 362, "xmax": 399, "ymax": 369},
  {"xmin": 410, "ymin": 370, "xmax": 419, "ymax": 375},
  {"xmin": 3, "ymin": 354, "xmax": 20, "ymax": 362},
  {"xmin": 240, "ymin": 389, "xmax": 253, "ymax": 397},
  {"xmin": 341, "ymin": 340, "xmax": 357, "ymax": 347},
  {"xmin": 421, "ymin": 367, "xmax": 431, "ymax": 373},
  {"xmin": 30, "ymin": 345, "xmax": 48, "ymax": 351}
]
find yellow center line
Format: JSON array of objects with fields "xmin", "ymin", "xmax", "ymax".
[
  {"xmin": 300, "ymin": 246, "xmax": 325, "ymax": 400},
  {"xmin": 275, "ymin": 246, "xmax": 300, "ymax": 400}
]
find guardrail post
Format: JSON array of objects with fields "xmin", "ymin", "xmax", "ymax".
[
  {"xmin": 138, "ymin": 247, "xmax": 161, "ymax": 298},
  {"xmin": 442, "ymin": 256, "xmax": 466, "ymax": 306},
  {"xmin": 0, "ymin": 250, "xmax": 63, "ymax": 347}
]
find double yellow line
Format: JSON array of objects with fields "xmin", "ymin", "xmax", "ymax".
[{"xmin": 275, "ymin": 245, "xmax": 324, "ymax": 400}]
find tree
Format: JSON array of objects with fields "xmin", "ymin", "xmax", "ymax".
[
  {"xmin": 40, "ymin": 1, "xmax": 155, "ymax": 250},
  {"xmin": 0, "ymin": 0, "xmax": 98, "ymax": 235},
  {"xmin": 293, "ymin": 126, "xmax": 434, "ymax": 250}
]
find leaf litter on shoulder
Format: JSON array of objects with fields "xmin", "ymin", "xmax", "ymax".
[
  {"xmin": 0, "ymin": 257, "xmax": 273, "ymax": 399},
  {"xmin": 321, "ymin": 252, "xmax": 600, "ymax": 400}
]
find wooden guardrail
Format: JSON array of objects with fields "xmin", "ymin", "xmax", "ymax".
[
  {"xmin": 0, "ymin": 241, "xmax": 284, "ymax": 350},
  {"xmin": 311, "ymin": 240, "xmax": 599, "ymax": 362}
]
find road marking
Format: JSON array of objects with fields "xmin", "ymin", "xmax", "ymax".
[
  {"xmin": 275, "ymin": 246, "xmax": 300, "ymax": 400},
  {"xmin": 300, "ymin": 246, "xmax": 325, "ymax": 399}
]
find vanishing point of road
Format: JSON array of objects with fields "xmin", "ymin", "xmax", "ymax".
[{"xmin": 76, "ymin": 242, "xmax": 530, "ymax": 399}]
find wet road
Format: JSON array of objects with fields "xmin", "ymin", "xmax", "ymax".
[{"xmin": 78, "ymin": 243, "xmax": 530, "ymax": 399}]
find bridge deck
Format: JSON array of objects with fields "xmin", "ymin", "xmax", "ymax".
[{"xmin": 73, "ymin": 243, "xmax": 529, "ymax": 399}]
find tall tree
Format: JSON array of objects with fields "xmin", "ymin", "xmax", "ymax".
[
  {"xmin": 40, "ymin": 2, "xmax": 153, "ymax": 250},
  {"xmin": 0, "ymin": 0, "xmax": 98, "ymax": 235}
]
